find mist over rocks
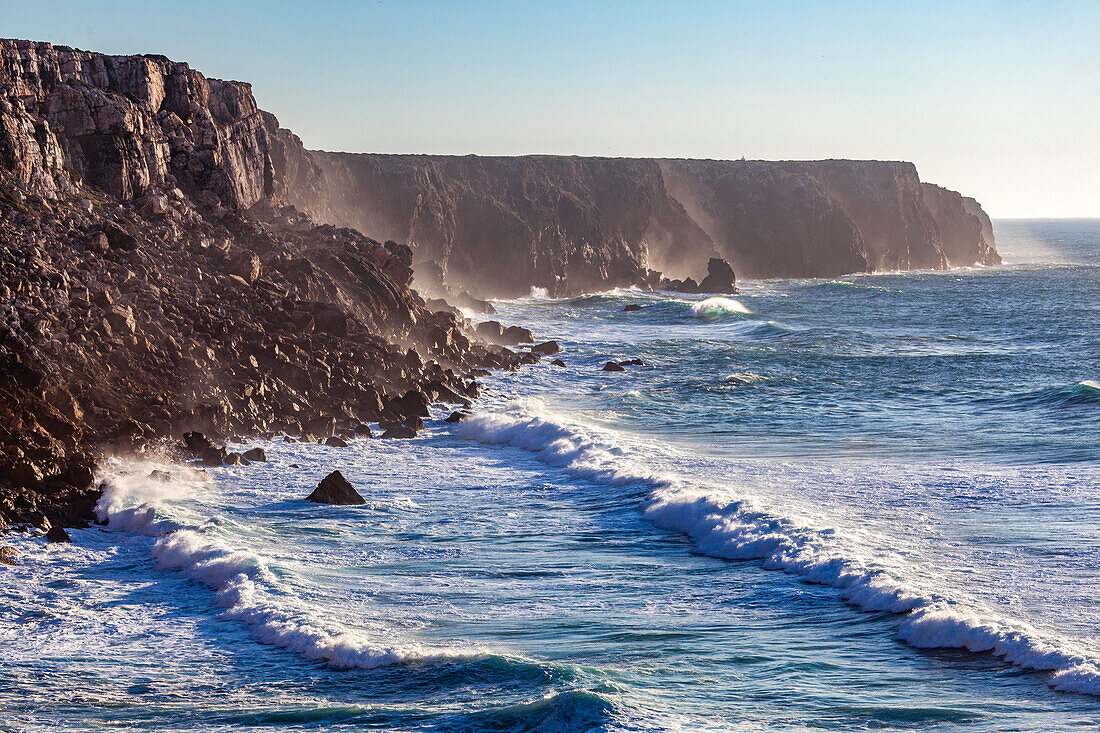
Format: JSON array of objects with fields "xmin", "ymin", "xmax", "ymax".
[
  {"xmin": 0, "ymin": 37, "xmax": 999, "ymax": 534},
  {"xmin": 0, "ymin": 39, "xmax": 524, "ymax": 532},
  {"xmin": 277, "ymin": 151, "xmax": 999, "ymax": 298}
]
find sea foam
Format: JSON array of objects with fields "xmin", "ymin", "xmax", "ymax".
[
  {"xmin": 689, "ymin": 297, "xmax": 751, "ymax": 317},
  {"xmin": 94, "ymin": 460, "xmax": 463, "ymax": 669},
  {"xmin": 456, "ymin": 401, "xmax": 1100, "ymax": 695}
]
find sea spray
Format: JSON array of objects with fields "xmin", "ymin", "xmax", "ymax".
[
  {"xmin": 456, "ymin": 400, "xmax": 1100, "ymax": 695},
  {"xmin": 94, "ymin": 459, "xmax": 471, "ymax": 670}
]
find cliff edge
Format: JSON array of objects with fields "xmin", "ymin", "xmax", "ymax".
[{"xmin": 279, "ymin": 152, "xmax": 1000, "ymax": 298}]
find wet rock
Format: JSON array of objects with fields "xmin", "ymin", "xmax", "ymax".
[
  {"xmin": 502, "ymin": 325, "xmax": 534, "ymax": 345},
  {"xmin": 475, "ymin": 320, "xmax": 505, "ymax": 342},
  {"xmin": 445, "ymin": 411, "xmax": 468, "ymax": 423},
  {"xmin": 381, "ymin": 425, "xmax": 417, "ymax": 439},
  {"xmin": 531, "ymin": 340, "xmax": 561, "ymax": 355},
  {"xmin": 325, "ymin": 436, "xmax": 348, "ymax": 447},
  {"xmin": 354, "ymin": 424, "xmax": 372, "ymax": 437},
  {"xmin": 242, "ymin": 447, "xmax": 267, "ymax": 462},
  {"xmin": 602, "ymin": 361, "xmax": 626, "ymax": 372},
  {"xmin": 0, "ymin": 546, "xmax": 17, "ymax": 565},
  {"xmin": 46, "ymin": 525, "xmax": 72, "ymax": 543},
  {"xmin": 697, "ymin": 258, "xmax": 738, "ymax": 294},
  {"xmin": 622, "ymin": 304, "xmax": 643, "ymax": 312},
  {"xmin": 148, "ymin": 470, "xmax": 172, "ymax": 481},
  {"xmin": 551, "ymin": 358, "xmax": 566, "ymax": 367},
  {"xmin": 306, "ymin": 470, "xmax": 365, "ymax": 505},
  {"xmin": 619, "ymin": 358, "xmax": 644, "ymax": 366},
  {"xmin": 183, "ymin": 432, "xmax": 216, "ymax": 456}
]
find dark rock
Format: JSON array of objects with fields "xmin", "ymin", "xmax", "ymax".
[
  {"xmin": 306, "ymin": 470, "xmax": 365, "ymax": 505},
  {"xmin": 242, "ymin": 447, "xmax": 267, "ymax": 462},
  {"xmin": 445, "ymin": 411, "xmax": 468, "ymax": 423},
  {"xmin": 0, "ymin": 546, "xmax": 17, "ymax": 565},
  {"xmin": 602, "ymin": 361, "xmax": 626, "ymax": 372},
  {"xmin": 184, "ymin": 432, "xmax": 216, "ymax": 455},
  {"xmin": 531, "ymin": 340, "xmax": 561, "ymax": 355},
  {"xmin": 622, "ymin": 304, "xmax": 643, "ymax": 312},
  {"xmin": 475, "ymin": 321, "xmax": 505, "ymax": 342},
  {"xmin": 46, "ymin": 525, "xmax": 72, "ymax": 543},
  {"xmin": 502, "ymin": 325, "xmax": 534, "ymax": 345},
  {"xmin": 697, "ymin": 258, "xmax": 737, "ymax": 294},
  {"xmin": 325, "ymin": 436, "xmax": 348, "ymax": 447},
  {"xmin": 381, "ymin": 426, "xmax": 417, "ymax": 439},
  {"xmin": 551, "ymin": 358, "xmax": 566, "ymax": 367},
  {"xmin": 354, "ymin": 424, "xmax": 373, "ymax": 437},
  {"xmin": 619, "ymin": 358, "xmax": 645, "ymax": 366}
]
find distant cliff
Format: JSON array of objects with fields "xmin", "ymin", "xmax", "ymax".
[{"xmin": 278, "ymin": 151, "xmax": 1000, "ymax": 298}]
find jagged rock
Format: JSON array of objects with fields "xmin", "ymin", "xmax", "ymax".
[
  {"xmin": 622, "ymin": 304, "xmax": 643, "ymax": 312},
  {"xmin": 46, "ymin": 525, "xmax": 71, "ymax": 543},
  {"xmin": 551, "ymin": 358, "xmax": 566, "ymax": 367},
  {"xmin": 325, "ymin": 436, "xmax": 348, "ymax": 447},
  {"xmin": 602, "ymin": 361, "xmax": 626, "ymax": 372},
  {"xmin": 183, "ymin": 432, "xmax": 216, "ymax": 456},
  {"xmin": 306, "ymin": 470, "xmax": 365, "ymax": 505},
  {"xmin": 231, "ymin": 251, "xmax": 261, "ymax": 284},
  {"xmin": 242, "ymin": 447, "xmax": 267, "ymax": 462},
  {"xmin": 445, "ymin": 411, "xmax": 468, "ymax": 423},
  {"xmin": 476, "ymin": 321, "xmax": 505, "ymax": 342},
  {"xmin": 354, "ymin": 424, "xmax": 372, "ymax": 437},
  {"xmin": 619, "ymin": 358, "xmax": 644, "ymax": 366},
  {"xmin": 697, "ymin": 258, "xmax": 737, "ymax": 294},
  {"xmin": 0, "ymin": 546, "xmax": 17, "ymax": 565}
]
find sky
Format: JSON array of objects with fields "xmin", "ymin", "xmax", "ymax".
[{"xmin": 2, "ymin": 0, "xmax": 1097, "ymax": 217}]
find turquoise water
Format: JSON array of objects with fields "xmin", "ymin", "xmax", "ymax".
[{"xmin": 1, "ymin": 220, "xmax": 1098, "ymax": 731}]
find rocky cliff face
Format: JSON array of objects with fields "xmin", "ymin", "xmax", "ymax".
[
  {"xmin": 281, "ymin": 152, "xmax": 1000, "ymax": 296},
  {"xmin": 0, "ymin": 39, "xmax": 525, "ymax": 533}
]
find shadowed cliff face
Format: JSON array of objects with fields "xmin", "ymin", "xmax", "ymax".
[
  {"xmin": 280, "ymin": 151, "xmax": 1000, "ymax": 296},
  {"xmin": 0, "ymin": 39, "xmax": 525, "ymax": 531}
]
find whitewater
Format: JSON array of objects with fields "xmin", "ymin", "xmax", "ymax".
[{"xmin": 2, "ymin": 219, "xmax": 1099, "ymax": 731}]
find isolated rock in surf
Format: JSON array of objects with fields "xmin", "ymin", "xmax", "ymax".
[{"xmin": 307, "ymin": 471, "xmax": 365, "ymax": 505}]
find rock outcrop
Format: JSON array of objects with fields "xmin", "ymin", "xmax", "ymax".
[
  {"xmin": 279, "ymin": 153, "xmax": 999, "ymax": 297},
  {"xmin": 0, "ymin": 39, "xmax": 523, "ymax": 532},
  {"xmin": 306, "ymin": 470, "xmax": 365, "ymax": 505}
]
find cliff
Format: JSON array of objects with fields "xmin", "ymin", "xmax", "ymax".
[
  {"xmin": 280, "ymin": 152, "xmax": 1000, "ymax": 297},
  {"xmin": 0, "ymin": 39, "xmax": 524, "ymax": 533}
]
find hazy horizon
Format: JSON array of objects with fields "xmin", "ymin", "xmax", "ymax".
[{"xmin": 2, "ymin": 0, "xmax": 1097, "ymax": 218}]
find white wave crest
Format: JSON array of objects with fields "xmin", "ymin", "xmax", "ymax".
[
  {"xmin": 456, "ymin": 401, "xmax": 1100, "ymax": 696},
  {"xmin": 689, "ymin": 297, "xmax": 751, "ymax": 317},
  {"xmin": 95, "ymin": 460, "xmax": 465, "ymax": 669}
]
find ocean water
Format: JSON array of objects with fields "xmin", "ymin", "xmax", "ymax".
[{"xmin": 2, "ymin": 220, "xmax": 1098, "ymax": 731}]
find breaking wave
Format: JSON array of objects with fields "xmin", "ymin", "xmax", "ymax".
[
  {"xmin": 689, "ymin": 296, "xmax": 751, "ymax": 318},
  {"xmin": 456, "ymin": 401, "xmax": 1100, "ymax": 696},
  {"xmin": 94, "ymin": 460, "xmax": 473, "ymax": 670}
]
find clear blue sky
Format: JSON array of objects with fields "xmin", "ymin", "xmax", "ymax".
[{"xmin": 2, "ymin": 0, "xmax": 1097, "ymax": 217}]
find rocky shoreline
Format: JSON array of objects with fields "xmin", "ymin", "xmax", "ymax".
[{"xmin": 0, "ymin": 39, "xmax": 535, "ymax": 537}]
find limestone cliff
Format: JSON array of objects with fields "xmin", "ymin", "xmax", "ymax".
[{"xmin": 279, "ymin": 152, "xmax": 1000, "ymax": 296}]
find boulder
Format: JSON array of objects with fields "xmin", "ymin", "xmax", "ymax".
[
  {"xmin": 531, "ymin": 340, "xmax": 561, "ymax": 355},
  {"xmin": 381, "ymin": 425, "xmax": 417, "ymax": 439},
  {"xmin": 242, "ymin": 447, "xmax": 267, "ymax": 462},
  {"xmin": 622, "ymin": 304, "xmax": 643, "ymax": 312},
  {"xmin": 602, "ymin": 361, "xmax": 626, "ymax": 372},
  {"xmin": 551, "ymin": 358, "xmax": 566, "ymax": 367},
  {"xmin": 325, "ymin": 436, "xmax": 348, "ymax": 447},
  {"xmin": 475, "ymin": 320, "xmax": 505, "ymax": 342},
  {"xmin": 0, "ymin": 546, "xmax": 17, "ymax": 565},
  {"xmin": 445, "ymin": 411, "xmax": 468, "ymax": 423},
  {"xmin": 619, "ymin": 358, "xmax": 645, "ymax": 366},
  {"xmin": 354, "ymin": 424, "xmax": 373, "ymax": 437},
  {"xmin": 230, "ymin": 251, "xmax": 261, "ymax": 284},
  {"xmin": 46, "ymin": 525, "xmax": 72, "ymax": 543},
  {"xmin": 306, "ymin": 471, "xmax": 365, "ymax": 505},
  {"xmin": 502, "ymin": 325, "xmax": 534, "ymax": 345}
]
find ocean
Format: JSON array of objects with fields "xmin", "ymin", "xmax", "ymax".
[{"xmin": 2, "ymin": 219, "xmax": 1098, "ymax": 731}]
